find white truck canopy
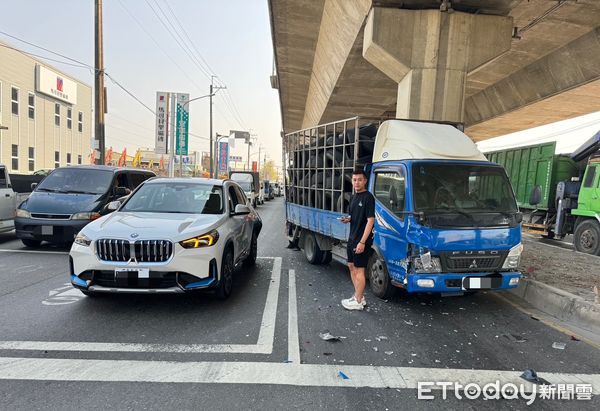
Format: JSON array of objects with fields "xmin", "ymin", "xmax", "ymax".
[{"xmin": 372, "ymin": 120, "xmax": 487, "ymax": 163}]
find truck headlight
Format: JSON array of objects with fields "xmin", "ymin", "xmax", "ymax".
[
  {"xmin": 502, "ymin": 243, "xmax": 523, "ymax": 269},
  {"xmin": 74, "ymin": 233, "xmax": 92, "ymax": 247},
  {"xmin": 413, "ymin": 252, "xmax": 442, "ymax": 273},
  {"xmin": 180, "ymin": 230, "xmax": 219, "ymax": 249},
  {"xmin": 15, "ymin": 209, "xmax": 31, "ymax": 218},
  {"xmin": 71, "ymin": 212, "xmax": 101, "ymax": 221}
]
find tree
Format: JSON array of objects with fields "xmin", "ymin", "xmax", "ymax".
[{"xmin": 260, "ymin": 160, "xmax": 277, "ymax": 181}]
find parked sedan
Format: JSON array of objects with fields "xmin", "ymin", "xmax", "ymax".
[{"xmin": 69, "ymin": 178, "xmax": 262, "ymax": 299}]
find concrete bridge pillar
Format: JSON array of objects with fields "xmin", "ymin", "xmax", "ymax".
[{"xmin": 363, "ymin": 7, "xmax": 513, "ymax": 123}]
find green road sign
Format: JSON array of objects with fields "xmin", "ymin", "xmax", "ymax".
[{"xmin": 176, "ymin": 93, "xmax": 189, "ymax": 155}]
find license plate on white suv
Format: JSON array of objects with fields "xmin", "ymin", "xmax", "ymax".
[{"xmin": 115, "ymin": 267, "xmax": 149, "ymax": 279}]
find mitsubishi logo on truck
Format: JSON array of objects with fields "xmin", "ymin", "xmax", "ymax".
[{"xmin": 469, "ymin": 259, "xmax": 478, "ymax": 269}]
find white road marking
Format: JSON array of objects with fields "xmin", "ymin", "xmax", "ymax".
[
  {"xmin": 42, "ymin": 288, "xmax": 84, "ymax": 306},
  {"xmin": 0, "ymin": 249, "xmax": 69, "ymax": 255},
  {"xmin": 0, "ymin": 357, "xmax": 598, "ymax": 393},
  {"xmin": 1, "ymin": 257, "xmax": 283, "ymax": 354},
  {"xmin": 255, "ymin": 256, "xmax": 282, "ymax": 350},
  {"xmin": 287, "ymin": 269, "xmax": 300, "ymax": 364}
]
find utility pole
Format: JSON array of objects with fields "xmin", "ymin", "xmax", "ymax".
[
  {"xmin": 209, "ymin": 76, "xmax": 226, "ymax": 179},
  {"xmin": 94, "ymin": 0, "xmax": 106, "ymax": 165},
  {"xmin": 247, "ymin": 140, "xmax": 251, "ymax": 170},
  {"xmin": 209, "ymin": 77, "xmax": 214, "ymax": 177}
]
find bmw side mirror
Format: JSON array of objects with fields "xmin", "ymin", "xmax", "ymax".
[
  {"xmin": 107, "ymin": 201, "xmax": 121, "ymax": 212},
  {"xmin": 31, "ymin": 183, "xmax": 38, "ymax": 191},
  {"xmin": 234, "ymin": 204, "xmax": 251, "ymax": 215}
]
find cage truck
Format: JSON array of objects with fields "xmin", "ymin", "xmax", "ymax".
[{"xmin": 283, "ymin": 117, "xmax": 523, "ymax": 298}]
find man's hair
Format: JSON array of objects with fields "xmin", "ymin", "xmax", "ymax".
[{"xmin": 352, "ymin": 168, "xmax": 368, "ymax": 179}]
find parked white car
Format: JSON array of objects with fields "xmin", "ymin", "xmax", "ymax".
[
  {"xmin": 69, "ymin": 178, "xmax": 262, "ymax": 299},
  {"xmin": 0, "ymin": 165, "xmax": 35, "ymax": 234}
]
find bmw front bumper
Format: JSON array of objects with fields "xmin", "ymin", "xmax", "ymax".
[{"xmin": 70, "ymin": 241, "xmax": 223, "ymax": 294}]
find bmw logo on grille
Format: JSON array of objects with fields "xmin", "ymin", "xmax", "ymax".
[{"xmin": 130, "ymin": 233, "xmax": 139, "ymax": 238}]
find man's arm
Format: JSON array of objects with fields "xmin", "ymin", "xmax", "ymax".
[{"xmin": 359, "ymin": 217, "xmax": 374, "ymax": 245}]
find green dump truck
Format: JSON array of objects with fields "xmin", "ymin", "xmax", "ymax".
[{"xmin": 485, "ymin": 130, "xmax": 600, "ymax": 255}]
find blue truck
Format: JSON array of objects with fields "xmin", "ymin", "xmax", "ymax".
[{"xmin": 284, "ymin": 117, "xmax": 523, "ymax": 298}]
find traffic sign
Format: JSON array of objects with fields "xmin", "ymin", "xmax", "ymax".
[{"xmin": 176, "ymin": 93, "xmax": 189, "ymax": 155}]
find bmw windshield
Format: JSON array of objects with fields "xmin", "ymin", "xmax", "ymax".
[
  {"xmin": 121, "ymin": 182, "xmax": 224, "ymax": 214},
  {"xmin": 412, "ymin": 163, "xmax": 518, "ymax": 228}
]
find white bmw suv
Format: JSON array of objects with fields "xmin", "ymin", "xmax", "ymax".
[{"xmin": 69, "ymin": 178, "xmax": 262, "ymax": 299}]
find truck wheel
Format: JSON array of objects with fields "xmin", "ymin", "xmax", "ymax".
[
  {"xmin": 21, "ymin": 239, "xmax": 41, "ymax": 248},
  {"xmin": 320, "ymin": 250, "xmax": 332, "ymax": 264},
  {"xmin": 574, "ymin": 219, "xmax": 600, "ymax": 255},
  {"xmin": 369, "ymin": 254, "xmax": 396, "ymax": 299},
  {"xmin": 303, "ymin": 233, "xmax": 323, "ymax": 264}
]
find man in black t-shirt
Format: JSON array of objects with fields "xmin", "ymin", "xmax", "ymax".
[{"xmin": 340, "ymin": 168, "xmax": 375, "ymax": 311}]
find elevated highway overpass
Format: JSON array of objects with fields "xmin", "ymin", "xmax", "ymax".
[{"xmin": 269, "ymin": 0, "xmax": 600, "ymax": 140}]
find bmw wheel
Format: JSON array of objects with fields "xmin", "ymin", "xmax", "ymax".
[
  {"xmin": 243, "ymin": 232, "xmax": 258, "ymax": 267},
  {"xmin": 217, "ymin": 249, "xmax": 234, "ymax": 300}
]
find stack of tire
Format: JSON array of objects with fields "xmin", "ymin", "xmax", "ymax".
[{"xmin": 287, "ymin": 123, "xmax": 377, "ymax": 213}]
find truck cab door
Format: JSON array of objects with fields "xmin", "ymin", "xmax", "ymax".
[
  {"xmin": 578, "ymin": 164, "xmax": 600, "ymax": 212},
  {"xmin": 0, "ymin": 167, "xmax": 16, "ymax": 221},
  {"xmin": 371, "ymin": 167, "xmax": 409, "ymax": 284}
]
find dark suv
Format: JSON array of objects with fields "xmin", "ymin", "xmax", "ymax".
[{"xmin": 15, "ymin": 166, "xmax": 155, "ymax": 247}]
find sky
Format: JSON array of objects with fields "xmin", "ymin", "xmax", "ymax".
[{"xmin": 0, "ymin": 0, "xmax": 282, "ymax": 166}]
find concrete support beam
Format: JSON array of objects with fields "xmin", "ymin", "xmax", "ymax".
[
  {"xmin": 301, "ymin": 0, "xmax": 371, "ymax": 129},
  {"xmin": 363, "ymin": 7, "xmax": 512, "ymax": 123},
  {"xmin": 465, "ymin": 26, "xmax": 600, "ymax": 137}
]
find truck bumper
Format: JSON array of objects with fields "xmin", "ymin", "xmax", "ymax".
[
  {"xmin": 15, "ymin": 217, "xmax": 90, "ymax": 244},
  {"xmin": 403, "ymin": 271, "xmax": 522, "ymax": 293}
]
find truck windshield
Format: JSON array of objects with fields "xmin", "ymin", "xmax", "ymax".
[
  {"xmin": 36, "ymin": 168, "xmax": 113, "ymax": 195},
  {"xmin": 412, "ymin": 163, "xmax": 518, "ymax": 228}
]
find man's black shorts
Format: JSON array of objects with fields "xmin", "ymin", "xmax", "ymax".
[{"xmin": 347, "ymin": 240, "xmax": 372, "ymax": 268}]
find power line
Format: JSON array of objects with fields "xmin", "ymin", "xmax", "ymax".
[
  {"xmin": 143, "ymin": 0, "xmax": 212, "ymax": 82},
  {"xmin": 150, "ymin": 0, "xmax": 213, "ymax": 81},
  {"xmin": 147, "ymin": 1, "xmax": 250, "ymax": 132},
  {"xmin": 0, "ymin": 30, "xmax": 157, "ymax": 121},
  {"xmin": 163, "ymin": 0, "xmax": 216, "ymax": 76},
  {"xmin": 115, "ymin": 0, "xmax": 205, "ymax": 93},
  {"xmin": 105, "ymin": 73, "xmax": 155, "ymax": 115},
  {"xmin": 0, "ymin": 30, "xmax": 90, "ymax": 67},
  {"xmin": 0, "ymin": 43, "xmax": 91, "ymax": 70}
]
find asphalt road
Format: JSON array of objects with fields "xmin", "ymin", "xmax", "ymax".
[{"xmin": 0, "ymin": 197, "xmax": 598, "ymax": 410}]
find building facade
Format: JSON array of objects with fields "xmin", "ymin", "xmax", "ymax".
[{"xmin": 0, "ymin": 43, "xmax": 92, "ymax": 174}]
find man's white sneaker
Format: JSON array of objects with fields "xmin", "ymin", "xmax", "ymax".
[{"xmin": 342, "ymin": 296, "xmax": 365, "ymax": 311}]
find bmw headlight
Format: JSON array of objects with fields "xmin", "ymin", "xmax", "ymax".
[
  {"xmin": 413, "ymin": 252, "xmax": 442, "ymax": 273},
  {"xmin": 74, "ymin": 233, "xmax": 92, "ymax": 247},
  {"xmin": 71, "ymin": 212, "xmax": 101, "ymax": 221},
  {"xmin": 15, "ymin": 209, "xmax": 31, "ymax": 218},
  {"xmin": 502, "ymin": 243, "xmax": 523, "ymax": 269},
  {"xmin": 180, "ymin": 230, "xmax": 219, "ymax": 249}
]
